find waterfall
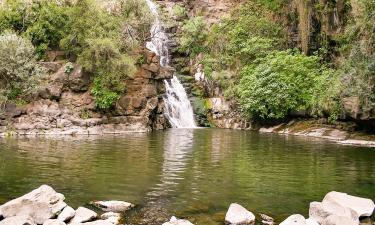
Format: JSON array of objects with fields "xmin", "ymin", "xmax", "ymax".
[{"xmin": 145, "ymin": 0, "xmax": 197, "ymax": 128}]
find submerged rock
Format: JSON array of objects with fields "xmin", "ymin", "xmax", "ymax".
[
  {"xmin": 162, "ymin": 216, "xmax": 194, "ymax": 225},
  {"xmin": 69, "ymin": 207, "xmax": 97, "ymax": 223},
  {"xmin": 323, "ymin": 191, "xmax": 375, "ymax": 217},
  {"xmin": 279, "ymin": 214, "xmax": 306, "ymax": 225},
  {"xmin": 260, "ymin": 213, "xmax": 274, "ymax": 225},
  {"xmin": 321, "ymin": 214, "xmax": 358, "ymax": 225},
  {"xmin": 225, "ymin": 203, "xmax": 255, "ymax": 225},
  {"xmin": 57, "ymin": 206, "xmax": 75, "ymax": 222},
  {"xmin": 92, "ymin": 200, "xmax": 134, "ymax": 212},
  {"xmin": 100, "ymin": 212, "xmax": 121, "ymax": 225},
  {"xmin": 309, "ymin": 201, "xmax": 359, "ymax": 224},
  {"xmin": 0, "ymin": 185, "xmax": 67, "ymax": 224},
  {"xmin": 0, "ymin": 215, "xmax": 36, "ymax": 225}
]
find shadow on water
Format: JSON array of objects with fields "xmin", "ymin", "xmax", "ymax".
[{"xmin": 0, "ymin": 129, "xmax": 374, "ymax": 225}]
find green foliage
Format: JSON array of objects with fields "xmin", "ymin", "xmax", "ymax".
[
  {"xmin": 237, "ymin": 51, "xmax": 335, "ymax": 119},
  {"xmin": 0, "ymin": 32, "xmax": 43, "ymax": 106},
  {"xmin": 64, "ymin": 62, "xmax": 74, "ymax": 74},
  {"xmin": 172, "ymin": 5, "xmax": 187, "ymax": 19},
  {"xmin": 91, "ymin": 76, "xmax": 121, "ymax": 109},
  {"xmin": 178, "ymin": 17, "xmax": 208, "ymax": 56}
]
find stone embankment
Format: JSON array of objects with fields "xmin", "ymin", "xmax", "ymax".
[
  {"xmin": 259, "ymin": 120, "xmax": 375, "ymax": 147},
  {"xmin": 0, "ymin": 185, "xmax": 373, "ymax": 225}
]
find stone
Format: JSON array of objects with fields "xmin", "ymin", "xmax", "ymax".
[
  {"xmin": 156, "ymin": 66, "xmax": 174, "ymax": 80},
  {"xmin": 69, "ymin": 207, "xmax": 97, "ymax": 223},
  {"xmin": 57, "ymin": 206, "xmax": 75, "ymax": 222},
  {"xmin": 142, "ymin": 63, "xmax": 159, "ymax": 73},
  {"xmin": 100, "ymin": 212, "xmax": 121, "ymax": 220},
  {"xmin": 143, "ymin": 84, "xmax": 157, "ymax": 98},
  {"xmin": 309, "ymin": 201, "xmax": 359, "ymax": 224},
  {"xmin": 305, "ymin": 218, "xmax": 319, "ymax": 225},
  {"xmin": 225, "ymin": 203, "xmax": 255, "ymax": 225},
  {"xmin": 323, "ymin": 191, "xmax": 375, "ymax": 217},
  {"xmin": 279, "ymin": 214, "xmax": 306, "ymax": 225},
  {"xmin": 82, "ymin": 220, "xmax": 113, "ymax": 225},
  {"xmin": 0, "ymin": 215, "xmax": 36, "ymax": 225},
  {"xmin": 43, "ymin": 219, "xmax": 66, "ymax": 225},
  {"xmin": 92, "ymin": 201, "xmax": 134, "ymax": 212},
  {"xmin": 0, "ymin": 185, "xmax": 67, "ymax": 224},
  {"xmin": 68, "ymin": 65, "xmax": 91, "ymax": 92},
  {"xmin": 162, "ymin": 216, "xmax": 194, "ymax": 225},
  {"xmin": 321, "ymin": 215, "xmax": 358, "ymax": 225}
]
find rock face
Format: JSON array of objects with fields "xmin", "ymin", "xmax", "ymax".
[
  {"xmin": 0, "ymin": 215, "xmax": 36, "ymax": 225},
  {"xmin": 322, "ymin": 191, "xmax": 375, "ymax": 217},
  {"xmin": 57, "ymin": 206, "xmax": 75, "ymax": 222},
  {"xmin": 162, "ymin": 216, "xmax": 194, "ymax": 225},
  {"xmin": 225, "ymin": 203, "xmax": 255, "ymax": 225},
  {"xmin": 0, "ymin": 49, "xmax": 170, "ymax": 136},
  {"xmin": 69, "ymin": 207, "xmax": 97, "ymax": 224},
  {"xmin": 0, "ymin": 185, "xmax": 66, "ymax": 224},
  {"xmin": 279, "ymin": 214, "xmax": 306, "ymax": 225},
  {"xmin": 92, "ymin": 200, "xmax": 134, "ymax": 212}
]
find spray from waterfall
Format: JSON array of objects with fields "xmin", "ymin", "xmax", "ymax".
[{"xmin": 145, "ymin": 0, "xmax": 197, "ymax": 128}]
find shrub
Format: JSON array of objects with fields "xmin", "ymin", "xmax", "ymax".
[
  {"xmin": 178, "ymin": 17, "xmax": 208, "ymax": 56},
  {"xmin": 0, "ymin": 32, "xmax": 43, "ymax": 105},
  {"xmin": 237, "ymin": 51, "xmax": 334, "ymax": 119}
]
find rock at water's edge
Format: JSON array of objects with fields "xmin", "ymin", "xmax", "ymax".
[
  {"xmin": 92, "ymin": 200, "xmax": 134, "ymax": 212},
  {"xmin": 0, "ymin": 215, "xmax": 36, "ymax": 225},
  {"xmin": 225, "ymin": 203, "xmax": 255, "ymax": 225},
  {"xmin": 323, "ymin": 191, "xmax": 375, "ymax": 217},
  {"xmin": 279, "ymin": 214, "xmax": 306, "ymax": 225},
  {"xmin": 57, "ymin": 206, "xmax": 75, "ymax": 222},
  {"xmin": 69, "ymin": 207, "xmax": 97, "ymax": 223},
  {"xmin": 321, "ymin": 214, "xmax": 358, "ymax": 225},
  {"xmin": 162, "ymin": 216, "xmax": 195, "ymax": 225},
  {"xmin": 43, "ymin": 219, "xmax": 66, "ymax": 225},
  {"xmin": 0, "ymin": 185, "xmax": 66, "ymax": 224},
  {"xmin": 309, "ymin": 201, "xmax": 359, "ymax": 224}
]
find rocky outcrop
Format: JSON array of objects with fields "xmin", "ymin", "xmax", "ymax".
[
  {"xmin": 0, "ymin": 185, "xmax": 66, "ymax": 224},
  {"xmin": 92, "ymin": 201, "xmax": 134, "ymax": 212},
  {"xmin": 0, "ymin": 50, "xmax": 171, "ymax": 136},
  {"xmin": 225, "ymin": 203, "xmax": 255, "ymax": 225},
  {"xmin": 0, "ymin": 215, "xmax": 36, "ymax": 225}
]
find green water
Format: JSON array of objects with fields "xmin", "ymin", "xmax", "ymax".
[{"xmin": 0, "ymin": 129, "xmax": 374, "ymax": 224}]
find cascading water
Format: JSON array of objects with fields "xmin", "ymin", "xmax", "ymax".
[{"xmin": 145, "ymin": 0, "xmax": 197, "ymax": 128}]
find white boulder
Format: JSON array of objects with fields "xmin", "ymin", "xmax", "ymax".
[
  {"xmin": 69, "ymin": 207, "xmax": 97, "ymax": 223},
  {"xmin": 279, "ymin": 214, "xmax": 306, "ymax": 225},
  {"xmin": 162, "ymin": 216, "xmax": 195, "ymax": 225},
  {"xmin": 0, "ymin": 185, "xmax": 67, "ymax": 224},
  {"xmin": 323, "ymin": 191, "xmax": 375, "ymax": 217},
  {"xmin": 43, "ymin": 219, "xmax": 66, "ymax": 225},
  {"xmin": 305, "ymin": 218, "xmax": 319, "ymax": 225},
  {"xmin": 57, "ymin": 206, "xmax": 75, "ymax": 222},
  {"xmin": 92, "ymin": 201, "xmax": 134, "ymax": 212},
  {"xmin": 225, "ymin": 203, "xmax": 255, "ymax": 225},
  {"xmin": 100, "ymin": 212, "xmax": 121, "ymax": 225},
  {"xmin": 0, "ymin": 215, "xmax": 36, "ymax": 225},
  {"xmin": 321, "ymin": 215, "xmax": 358, "ymax": 225},
  {"xmin": 309, "ymin": 201, "xmax": 359, "ymax": 224}
]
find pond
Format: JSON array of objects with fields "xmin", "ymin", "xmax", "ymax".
[{"xmin": 0, "ymin": 129, "xmax": 374, "ymax": 224}]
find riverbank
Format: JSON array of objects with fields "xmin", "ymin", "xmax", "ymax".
[{"xmin": 0, "ymin": 185, "xmax": 373, "ymax": 225}]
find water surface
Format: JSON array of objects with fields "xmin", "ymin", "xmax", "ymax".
[{"xmin": 0, "ymin": 129, "xmax": 374, "ymax": 224}]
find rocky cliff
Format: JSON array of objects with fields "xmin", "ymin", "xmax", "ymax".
[{"xmin": 0, "ymin": 49, "xmax": 171, "ymax": 136}]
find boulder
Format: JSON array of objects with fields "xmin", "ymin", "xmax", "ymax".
[
  {"xmin": 225, "ymin": 203, "xmax": 255, "ymax": 225},
  {"xmin": 43, "ymin": 219, "xmax": 66, "ymax": 225},
  {"xmin": 0, "ymin": 215, "xmax": 36, "ymax": 225},
  {"xmin": 0, "ymin": 185, "xmax": 67, "ymax": 224},
  {"xmin": 322, "ymin": 191, "xmax": 375, "ymax": 217},
  {"xmin": 92, "ymin": 201, "xmax": 133, "ymax": 213},
  {"xmin": 100, "ymin": 212, "xmax": 121, "ymax": 220},
  {"xmin": 279, "ymin": 214, "xmax": 306, "ymax": 225},
  {"xmin": 162, "ymin": 216, "xmax": 194, "ymax": 225},
  {"xmin": 305, "ymin": 218, "xmax": 319, "ymax": 225},
  {"xmin": 69, "ymin": 207, "xmax": 97, "ymax": 223},
  {"xmin": 321, "ymin": 215, "xmax": 358, "ymax": 225},
  {"xmin": 57, "ymin": 206, "xmax": 75, "ymax": 222},
  {"xmin": 309, "ymin": 201, "xmax": 359, "ymax": 224}
]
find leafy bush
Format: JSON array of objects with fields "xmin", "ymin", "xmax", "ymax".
[
  {"xmin": 237, "ymin": 51, "xmax": 335, "ymax": 119},
  {"xmin": 172, "ymin": 5, "xmax": 187, "ymax": 19},
  {"xmin": 0, "ymin": 32, "xmax": 43, "ymax": 105},
  {"xmin": 178, "ymin": 17, "xmax": 208, "ymax": 56}
]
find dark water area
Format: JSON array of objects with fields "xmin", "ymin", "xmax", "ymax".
[{"xmin": 0, "ymin": 129, "xmax": 374, "ymax": 224}]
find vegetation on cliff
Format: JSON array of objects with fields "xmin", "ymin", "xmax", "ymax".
[
  {"xmin": 0, "ymin": 0, "xmax": 151, "ymax": 110},
  {"xmin": 178, "ymin": 0, "xmax": 374, "ymax": 122}
]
